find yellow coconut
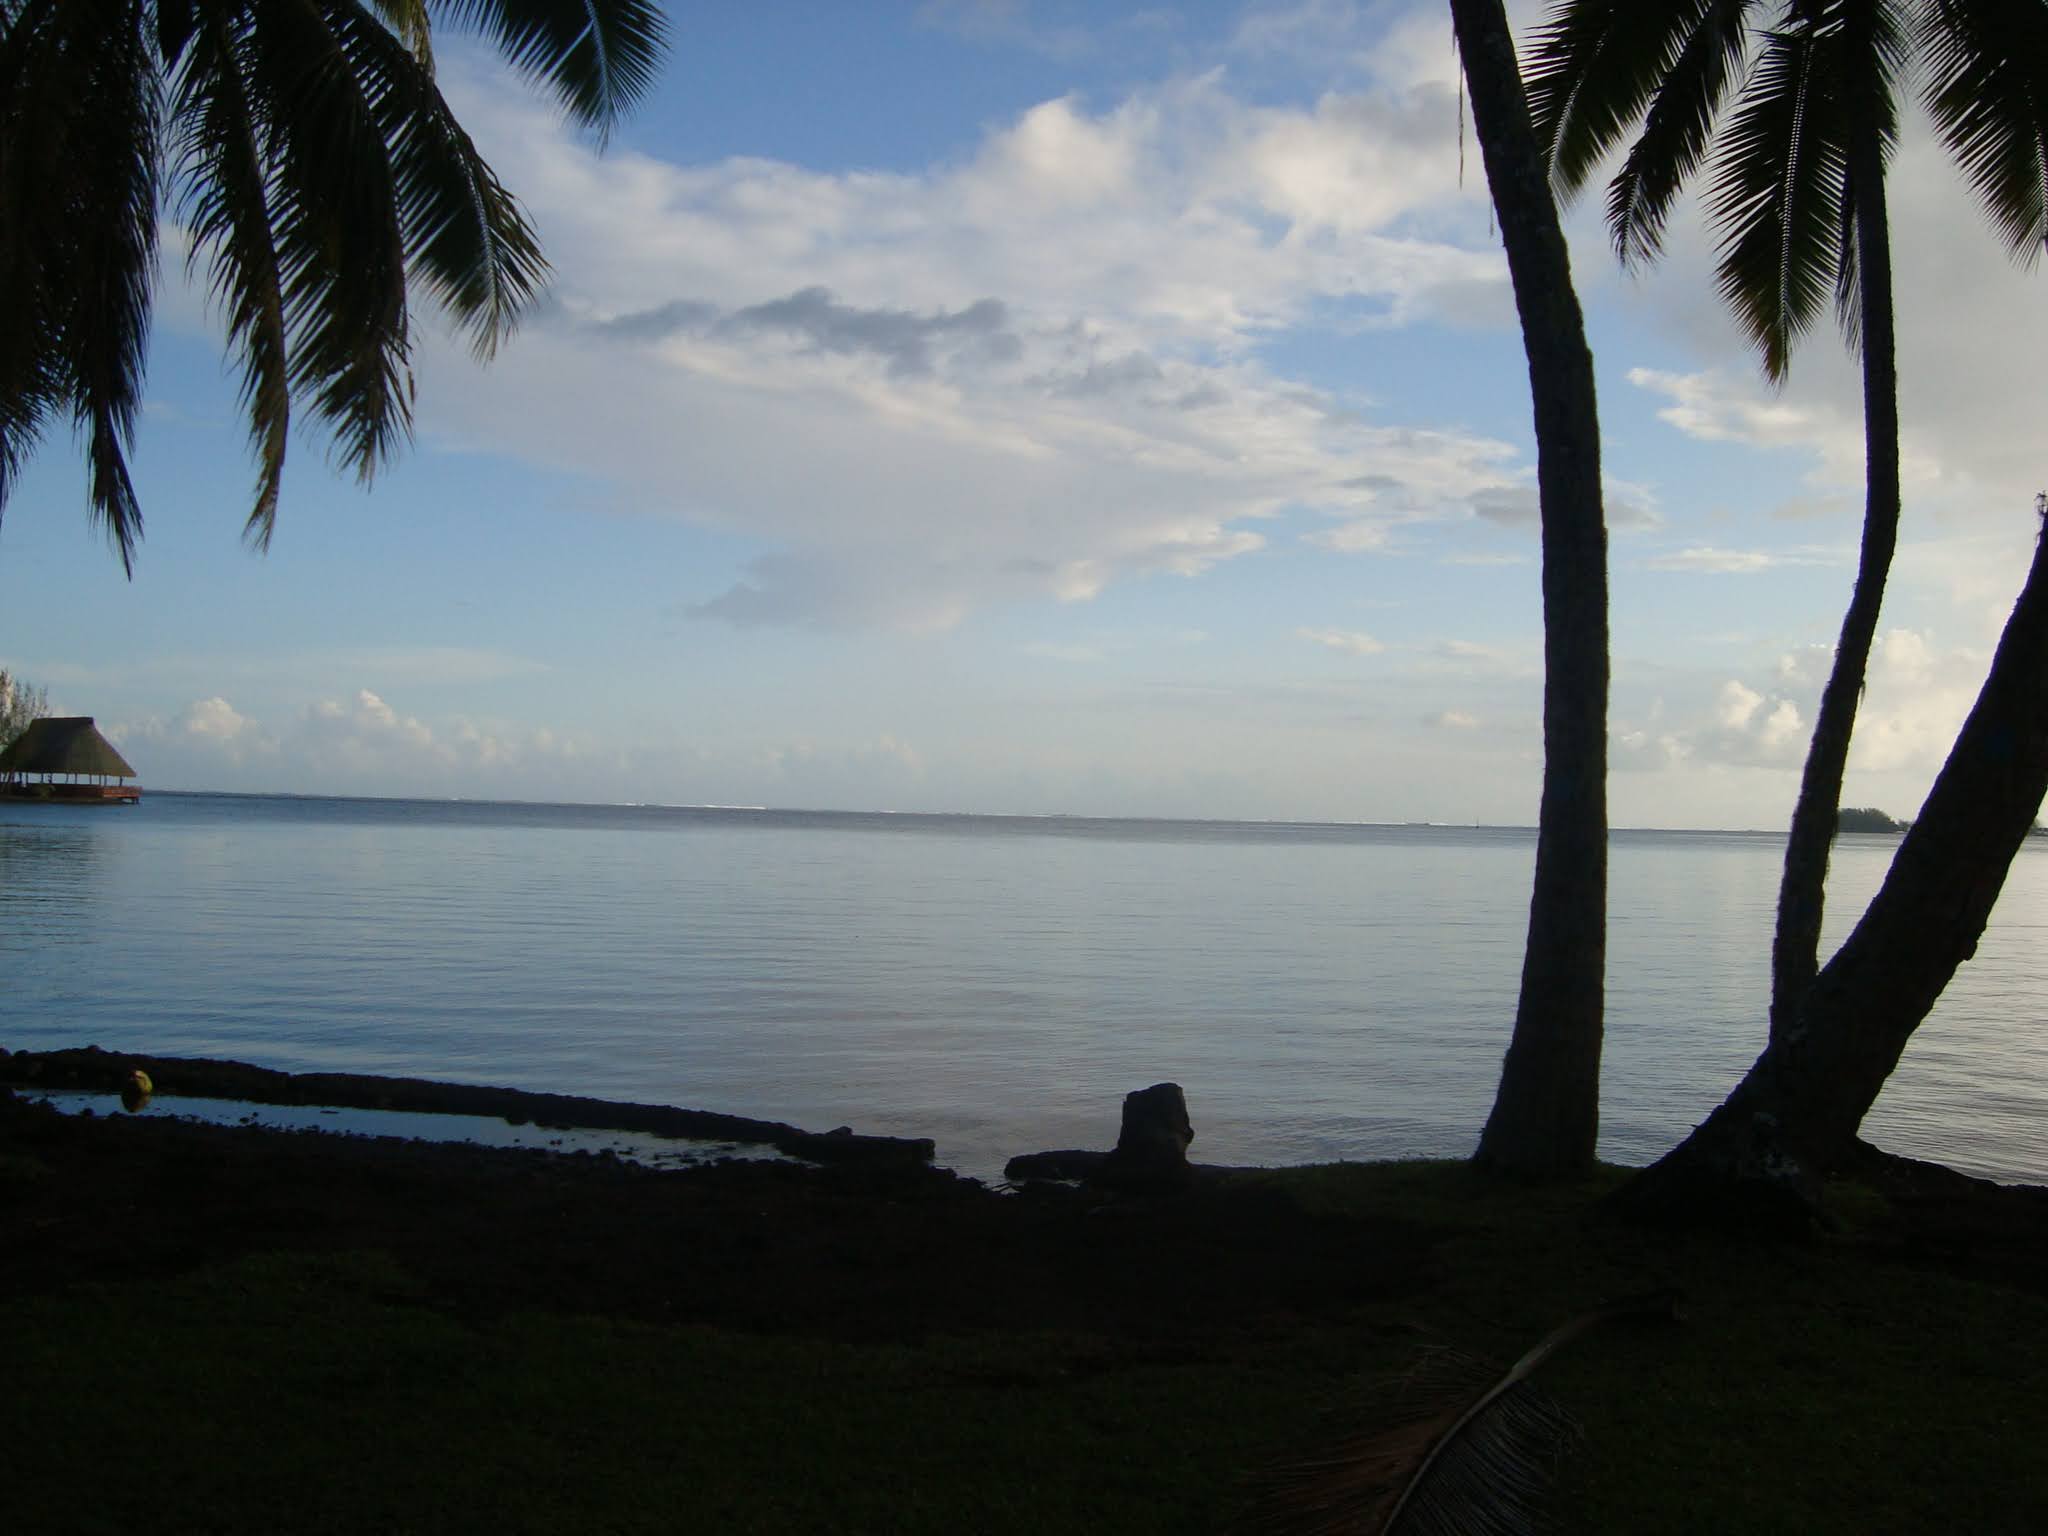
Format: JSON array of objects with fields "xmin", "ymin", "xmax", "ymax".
[{"xmin": 120, "ymin": 1069, "xmax": 153, "ymax": 1113}]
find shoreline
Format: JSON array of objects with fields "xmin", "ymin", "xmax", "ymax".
[
  {"xmin": 9, "ymin": 1058, "xmax": 2048, "ymax": 1530},
  {"xmin": 0, "ymin": 1044, "xmax": 937, "ymax": 1171}
]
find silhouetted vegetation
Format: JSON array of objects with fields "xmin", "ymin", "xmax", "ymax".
[
  {"xmin": 0, "ymin": 2, "xmax": 667, "ymax": 572},
  {"xmin": 1470, "ymin": 1, "xmax": 2048, "ymax": 1205},
  {"xmin": 0, "ymin": 667, "xmax": 48, "ymax": 751},
  {"xmin": 1525, "ymin": 0, "xmax": 2048, "ymax": 1040},
  {"xmin": 6, "ymin": 1094, "xmax": 2045, "ymax": 1534}
]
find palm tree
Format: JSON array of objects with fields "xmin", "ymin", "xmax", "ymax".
[
  {"xmin": 1528, "ymin": 0, "xmax": 2048, "ymax": 1041},
  {"xmin": 1623, "ymin": 495, "xmax": 2048, "ymax": 1216},
  {"xmin": 1451, "ymin": 0, "xmax": 1612, "ymax": 1181},
  {"xmin": 0, "ymin": 0, "xmax": 667, "ymax": 574}
]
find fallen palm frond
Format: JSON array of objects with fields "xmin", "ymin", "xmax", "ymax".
[{"xmin": 1233, "ymin": 1291, "xmax": 1680, "ymax": 1535}]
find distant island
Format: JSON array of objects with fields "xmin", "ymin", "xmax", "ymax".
[{"xmin": 1837, "ymin": 806, "xmax": 1907, "ymax": 834}]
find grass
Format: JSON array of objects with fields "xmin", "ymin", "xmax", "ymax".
[{"xmin": 7, "ymin": 1158, "xmax": 2045, "ymax": 1534}]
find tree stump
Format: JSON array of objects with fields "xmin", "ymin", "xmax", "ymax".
[{"xmin": 1094, "ymin": 1082, "xmax": 1193, "ymax": 1191}]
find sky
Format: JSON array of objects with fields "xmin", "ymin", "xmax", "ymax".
[{"xmin": 4, "ymin": 0, "xmax": 2046, "ymax": 828}]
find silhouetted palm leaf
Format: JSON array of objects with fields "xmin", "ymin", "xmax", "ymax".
[
  {"xmin": 1920, "ymin": 0, "xmax": 2048, "ymax": 263},
  {"xmin": 1527, "ymin": 0, "xmax": 2008, "ymax": 1041},
  {"xmin": 174, "ymin": 5, "xmax": 293, "ymax": 545},
  {"xmin": 1234, "ymin": 1295, "xmax": 1679, "ymax": 1536},
  {"xmin": 56, "ymin": 0, "xmax": 162, "ymax": 574},
  {"xmin": 435, "ymin": 0, "xmax": 667, "ymax": 143},
  {"xmin": 1528, "ymin": 0, "xmax": 1752, "ymax": 269},
  {"xmin": 1707, "ymin": 13, "xmax": 1852, "ymax": 381},
  {"xmin": 0, "ymin": 0, "xmax": 667, "ymax": 569},
  {"xmin": 0, "ymin": 0, "xmax": 79, "ymax": 515}
]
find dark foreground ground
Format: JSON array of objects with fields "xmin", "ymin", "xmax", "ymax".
[{"xmin": 5, "ymin": 1056, "xmax": 2048, "ymax": 1534}]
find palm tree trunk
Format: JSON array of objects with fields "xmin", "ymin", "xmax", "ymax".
[
  {"xmin": 1625, "ymin": 513, "xmax": 2048, "ymax": 1222},
  {"xmin": 1768, "ymin": 24, "xmax": 1903, "ymax": 1041},
  {"xmin": 1450, "ymin": 0, "xmax": 1610, "ymax": 1181}
]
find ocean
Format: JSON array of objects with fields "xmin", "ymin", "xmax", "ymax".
[{"xmin": 3, "ymin": 791, "xmax": 2044, "ymax": 1184}]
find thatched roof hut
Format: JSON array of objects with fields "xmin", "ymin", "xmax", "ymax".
[{"xmin": 1, "ymin": 717, "xmax": 139, "ymax": 789}]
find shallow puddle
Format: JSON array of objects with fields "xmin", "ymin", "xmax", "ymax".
[{"xmin": 24, "ymin": 1088, "xmax": 792, "ymax": 1170}]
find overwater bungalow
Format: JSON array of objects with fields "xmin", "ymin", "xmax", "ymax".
[{"xmin": 0, "ymin": 717, "xmax": 142, "ymax": 804}]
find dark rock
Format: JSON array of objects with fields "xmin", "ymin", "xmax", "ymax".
[
  {"xmin": 783, "ymin": 1128, "xmax": 936, "ymax": 1169},
  {"xmin": 1004, "ymin": 1149, "xmax": 1108, "ymax": 1182},
  {"xmin": 1095, "ymin": 1082, "xmax": 1194, "ymax": 1191}
]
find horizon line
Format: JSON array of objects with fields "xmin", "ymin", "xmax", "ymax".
[{"xmin": 122, "ymin": 786, "xmax": 1862, "ymax": 839}]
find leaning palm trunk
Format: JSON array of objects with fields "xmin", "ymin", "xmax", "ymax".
[
  {"xmin": 1627, "ymin": 510, "xmax": 2048, "ymax": 1218},
  {"xmin": 1450, "ymin": 0, "xmax": 1611, "ymax": 1181},
  {"xmin": 1769, "ymin": 35, "xmax": 1905, "ymax": 1041}
]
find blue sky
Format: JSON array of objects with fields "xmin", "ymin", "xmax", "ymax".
[{"xmin": 4, "ymin": 0, "xmax": 2045, "ymax": 827}]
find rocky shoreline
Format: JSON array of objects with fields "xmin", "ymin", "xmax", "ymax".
[
  {"xmin": 0, "ymin": 1044, "xmax": 936, "ymax": 1170},
  {"xmin": 0, "ymin": 1072, "xmax": 1428, "ymax": 1345}
]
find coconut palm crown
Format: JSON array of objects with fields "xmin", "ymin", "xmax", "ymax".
[
  {"xmin": 1525, "ymin": 0, "xmax": 2048, "ymax": 1035},
  {"xmin": 1529, "ymin": 0, "xmax": 2047, "ymax": 377},
  {"xmin": 0, "ymin": 0, "xmax": 667, "ymax": 574}
]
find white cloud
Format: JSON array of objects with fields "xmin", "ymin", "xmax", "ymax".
[
  {"xmin": 1691, "ymin": 680, "xmax": 1804, "ymax": 767},
  {"xmin": 1844, "ymin": 628, "xmax": 1988, "ymax": 776},
  {"xmin": 1717, "ymin": 679, "xmax": 1763, "ymax": 731},
  {"xmin": 1469, "ymin": 477, "xmax": 1658, "ymax": 532},
  {"xmin": 1757, "ymin": 700, "xmax": 1804, "ymax": 754},
  {"xmin": 303, "ymin": 690, "xmax": 442, "ymax": 766},
  {"xmin": 1611, "ymin": 725, "xmax": 1687, "ymax": 773},
  {"xmin": 1616, "ymin": 625, "xmax": 1991, "ymax": 795},
  {"xmin": 387, "ymin": 59, "xmax": 1534, "ymax": 632},
  {"xmin": 1298, "ymin": 626, "xmax": 1385, "ymax": 655},
  {"xmin": 1305, "ymin": 518, "xmax": 1391, "ymax": 553},
  {"xmin": 181, "ymin": 696, "xmax": 261, "ymax": 744},
  {"xmin": 1425, "ymin": 709, "xmax": 1478, "ymax": 729},
  {"xmin": 1650, "ymin": 546, "xmax": 1779, "ymax": 575},
  {"xmin": 1470, "ymin": 485, "xmax": 1537, "ymax": 527},
  {"xmin": 113, "ymin": 685, "xmax": 953, "ymax": 810},
  {"xmin": 1610, "ymin": 115, "xmax": 2048, "ymax": 558},
  {"xmin": 109, "ymin": 698, "xmax": 278, "ymax": 767}
]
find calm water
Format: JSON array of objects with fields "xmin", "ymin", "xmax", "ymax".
[{"xmin": 4, "ymin": 793, "xmax": 2044, "ymax": 1184}]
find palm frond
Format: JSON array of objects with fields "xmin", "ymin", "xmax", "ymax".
[
  {"xmin": 244, "ymin": 0, "xmax": 411, "ymax": 484},
  {"xmin": 1527, "ymin": 0, "xmax": 1745, "ymax": 212},
  {"xmin": 368, "ymin": 0, "xmax": 435, "ymax": 66},
  {"xmin": 1921, "ymin": 0, "xmax": 2048, "ymax": 264},
  {"xmin": 3, "ymin": 0, "xmax": 664, "ymax": 569},
  {"xmin": 1832, "ymin": 175, "xmax": 1862, "ymax": 351},
  {"xmin": 1603, "ymin": 0, "xmax": 1755, "ymax": 270},
  {"xmin": 431, "ymin": 0, "xmax": 668, "ymax": 141},
  {"xmin": 171, "ymin": 1, "xmax": 293, "ymax": 547},
  {"xmin": 153, "ymin": 0, "xmax": 197, "ymax": 67},
  {"xmin": 53, "ymin": 0, "xmax": 161, "ymax": 574},
  {"xmin": 342, "ymin": 11, "xmax": 548, "ymax": 359},
  {"xmin": 1240, "ymin": 1349, "xmax": 1577, "ymax": 1536},
  {"xmin": 1233, "ymin": 1295, "xmax": 1680, "ymax": 1536},
  {"xmin": 1707, "ymin": 14, "xmax": 1852, "ymax": 380},
  {"xmin": 0, "ymin": 0, "xmax": 72, "ymax": 516}
]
